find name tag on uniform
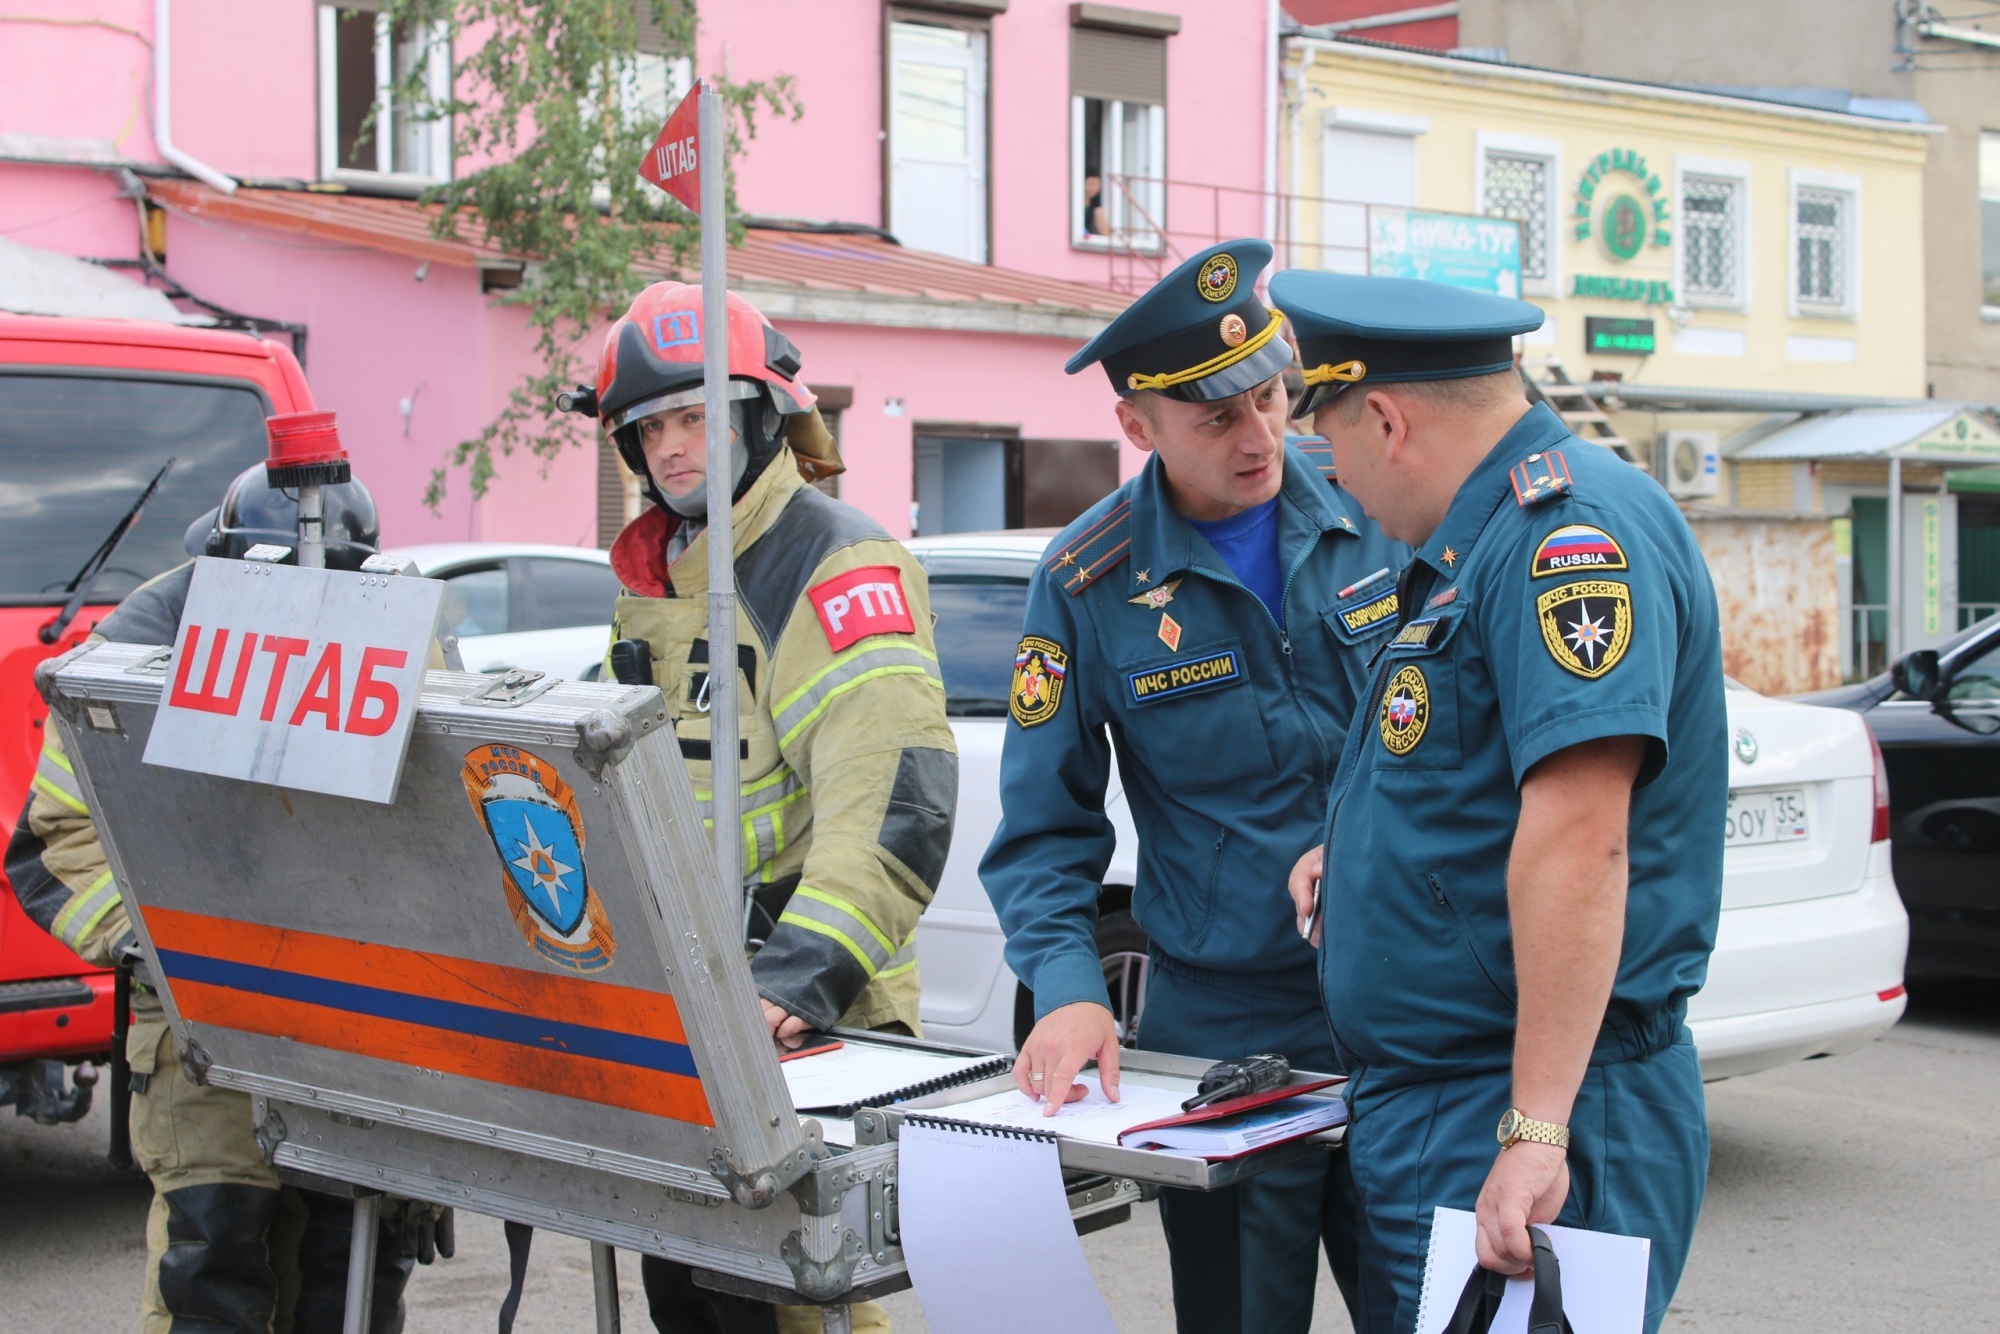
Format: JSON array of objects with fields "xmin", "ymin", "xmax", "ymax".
[
  {"xmin": 1126, "ymin": 649, "xmax": 1242, "ymax": 705},
  {"xmin": 1338, "ymin": 591, "xmax": 1399, "ymax": 634}
]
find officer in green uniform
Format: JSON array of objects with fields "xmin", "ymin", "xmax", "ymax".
[
  {"xmin": 1269, "ymin": 270, "xmax": 1726, "ymax": 1334},
  {"xmin": 980, "ymin": 240, "xmax": 1407, "ymax": 1333}
]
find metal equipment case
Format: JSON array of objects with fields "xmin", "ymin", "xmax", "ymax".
[{"xmin": 40, "ymin": 642, "xmax": 1336, "ymax": 1329}]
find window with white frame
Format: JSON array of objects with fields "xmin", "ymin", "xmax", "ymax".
[
  {"xmin": 1681, "ymin": 173, "xmax": 1744, "ymax": 303},
  {"xmin": 1070, "ymin": 25, "xmax": 1168, "ymax": 249},
  {"xmin": 1795, "ymin": 189, "xmax": 1847, "ymax": 307},
  {"xmin": 1787, "ymin": 171, "xmax": 1860, "ymax": 318},
  {"xmin": 1981, "ymin": 131, "xmax": 2000, "ymax": 314},
  {"xmin": 318, "ymin": 2, "xmax": 450, "ymax": 183},
  {"xmin": 1073, "ymin": 98, "xmax": 1165, "ymax": 248},
  {"xmin": 888, "ymin": 18, "xmax": 990, "ymax": 264},
  {"xmin": 1477, "ymin": 137, "xmax": 1558, "ymax": 293}
]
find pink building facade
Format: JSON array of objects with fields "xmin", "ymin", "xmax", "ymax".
[{"xmin": 0, "ymin": 0, "xmax": 1283, "ymax": 545}]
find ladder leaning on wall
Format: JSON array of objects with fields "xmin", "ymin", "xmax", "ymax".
[{"xmin": 1519, "ymin": 358, "xmax": 1645, "ymax": 467}]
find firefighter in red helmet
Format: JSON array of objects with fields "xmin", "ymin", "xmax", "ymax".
[{"xmin": 566, "ymin": 283, "xmax": 956, "ymax": 1334}]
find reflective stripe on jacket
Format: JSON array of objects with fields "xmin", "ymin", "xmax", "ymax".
[
  {"xmin": 6, "ymin": 563, "xmax": 195, "ymax": 966},
  {"xmin": 608, "ymin": 448, "xmax": 957, "ymax": 1032}
]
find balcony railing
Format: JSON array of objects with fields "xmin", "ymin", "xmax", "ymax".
[{"xmin": 1089, "ymin": 176, "xmax": 1523, "ymax": 299}]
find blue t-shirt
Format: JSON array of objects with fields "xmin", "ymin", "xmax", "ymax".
[{"xmin": 1188, "ymin": 498, "xmax": 1284, "ymax": 625}]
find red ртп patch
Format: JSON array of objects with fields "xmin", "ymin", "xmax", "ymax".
[{"xmin": 808, "ymin": 566, "xmax": 915, "ymax": 651}]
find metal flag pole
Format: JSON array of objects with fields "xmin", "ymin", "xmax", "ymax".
[{"xmin": 696, "ymin": 86, "xmax": 745, "ymax": 933}]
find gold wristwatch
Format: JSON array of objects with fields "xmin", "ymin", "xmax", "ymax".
[{"xmin": 1496, "ymin": 1107, "xmax": 1570, "ymax": 1151}]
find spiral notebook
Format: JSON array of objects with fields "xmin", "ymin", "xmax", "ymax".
[
  {"xmin": 899, "ymin": 1115, "xmax": 1116, "ymax": 1334},
  {"xmin": 779, "ymin": 1040, "xmax": 1011, "ymax": 1117}
]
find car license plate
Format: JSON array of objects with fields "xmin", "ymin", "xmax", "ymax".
[{"xmin": 1725, "ymin": 788, "xmax": 1809, "ymax": 847}]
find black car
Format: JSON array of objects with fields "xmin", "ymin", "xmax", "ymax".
[{"xmin": 1801, "ymin": 615, "xmax": 2000, "ymax": 978}]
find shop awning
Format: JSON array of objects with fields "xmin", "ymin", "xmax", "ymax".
[{"xmin": 1729, "ymin": 405, "xmax": 2000, "ymax": 466}]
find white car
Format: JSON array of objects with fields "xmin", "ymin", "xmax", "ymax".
[
  {"xmin": 388, "ymin": 543, "xmax": 622, "ymax": 680},
  {"xmin": 909, "ymin": 532, "xmax": 1911, "ymax": 1080}
]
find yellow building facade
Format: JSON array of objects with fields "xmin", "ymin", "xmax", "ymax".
[{"xmin": 1279, "ymin": 38, "xmax": 1940, "ymax": 690}]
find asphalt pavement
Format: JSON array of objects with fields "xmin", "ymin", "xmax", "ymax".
[{"xmin": 5, "ymin": 978, "xmax": 1998, "ymax": 1332}]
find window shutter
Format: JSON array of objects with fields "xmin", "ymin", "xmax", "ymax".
[
  {"xmin": 597, "ymin": 436, "xmax": 633, "ymax": 549},
  {"xmin": 1070, "ymin": 28, "xmax": 1165, "ymax": 105}
]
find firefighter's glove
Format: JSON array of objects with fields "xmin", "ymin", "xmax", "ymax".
[
  {"xmin": 110, "ymin": 927, "xmax": 156, "ymax": 991},
  {"xmin": 387, "ymin": 1199, "xmax": 456, "ymax": 1264}
]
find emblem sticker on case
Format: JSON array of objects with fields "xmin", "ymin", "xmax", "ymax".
[{"xmin": 462, "ymin": 745, "xmax": 617, "ymax": 973}]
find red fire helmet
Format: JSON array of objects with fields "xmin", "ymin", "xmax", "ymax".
[{"xmin": 594, "ymin": 282, "xmax": 816, "ymax": 432}]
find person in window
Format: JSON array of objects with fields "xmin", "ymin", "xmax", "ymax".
[
  {"xmin": 1084, "ymin": 173, "xmax": 1109, "ymax": 237},
  {"xmin": 573, "ymin": 282, "xmax": 957, "ymax": 1334}
]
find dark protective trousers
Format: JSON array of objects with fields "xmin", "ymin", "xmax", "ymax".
[
  {"xmin": 1137, "ymin": 955, "xmax": 1360, "ymax": 1334},
  {"xmin": 131, "ymin": 1009, "xmax": 413, "ymax": 1333},
  {"xmin": 1344, "ymin": 1038, "xmax": 1708, "ymax": 1334}
]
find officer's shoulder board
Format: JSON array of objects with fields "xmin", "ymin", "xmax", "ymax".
[
  {"xmin": 1046, "ymin": 501, "xmax": 1132, "ymax": 596},
  {"xmin": 1509, "ymin": 448, "xmax": 1574, "ymax": 509},
  {"xmin": 1287, "ymin": 434, "xmax": 1339, "ymax": 486}
]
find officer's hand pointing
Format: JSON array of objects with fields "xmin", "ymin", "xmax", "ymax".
[
  {"xmin": 1015, "ymin": 1001, "xmax": 1121, "ymax": 1115},
  {"xmin": 1288, "ymin": 845, "xmax": 1325, "ymax": 947}
]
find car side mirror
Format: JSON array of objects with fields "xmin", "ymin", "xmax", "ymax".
[{"xmin": 1893, "ymin": 649, "xmax": 1943, "ymax": 701}]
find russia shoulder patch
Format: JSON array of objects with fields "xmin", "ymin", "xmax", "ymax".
[
  {"xmin": 1531, "ymin": 524, "xmax": 1628, "ymax": 579},
  {"xmin": 808, "ymin": 565, "xmax": 916, "ymax": 651}
]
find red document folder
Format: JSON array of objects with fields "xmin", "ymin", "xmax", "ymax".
[{"xmin": 1115, "ymin": 1077, "xmax": 1344, "ymax": 1158}]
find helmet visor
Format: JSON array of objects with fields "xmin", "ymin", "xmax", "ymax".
[{"xmin": 604, "ymin": 379, "xmax": 762, "ymax": 433}]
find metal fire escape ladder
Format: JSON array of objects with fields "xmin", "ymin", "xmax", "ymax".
[{"xmin": 1519, "ymin": 358, "xmax": 1643, "ymax": 467}]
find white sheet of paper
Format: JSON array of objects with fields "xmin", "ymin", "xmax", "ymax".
[
  {"xmin": 779, "ymin": 1043, "xmax": 1001, "ymax": 1111},
  {"xmin": 923, "ymin": 1075, "xmax": 1191, "ymax": 1145},
  {"xmin": 1415, "ymin": 1207, "xmax": 1649, "ymax": 1334},
  {"xmin": 899, "ymin": 1121, "xmax": 1116, "ymax": 1334}
]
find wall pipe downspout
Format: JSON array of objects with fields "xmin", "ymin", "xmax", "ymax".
[
  {"xmin": 1261, "ymin": 0, "xmax": 1278, "ymax": 254},
  {"xmin": 154, "ymin": 0, "xmax": 236, "ymax": 194}
]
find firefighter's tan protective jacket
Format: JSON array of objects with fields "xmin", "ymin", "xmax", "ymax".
[
  {"xmin": 7, "ymin": 565, "xmax": 193, "ymax": 967},
  {"xmin": 608, "ymin": 448, "xmax": 957, "ymax": 1033}
]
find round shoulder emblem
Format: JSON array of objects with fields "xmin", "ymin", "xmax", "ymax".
[
  {"xmin": 1379, "ymin": 664, "xmax": 1430, "ymax": 756},
  {"xmin": 1198, "ymin": 254, "xmax": 1239, "ymax": 303}
]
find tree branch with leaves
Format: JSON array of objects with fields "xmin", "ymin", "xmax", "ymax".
[{"xmin": 370, "ymin": 0, "xmax": 799, "ymax": 506}]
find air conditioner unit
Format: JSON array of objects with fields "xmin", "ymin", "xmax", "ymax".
[{"xmin": 1664, "ymin": 430, "xmax": 1720, "ymax": 499}]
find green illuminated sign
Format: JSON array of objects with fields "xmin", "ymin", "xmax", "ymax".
[
  {"xmin": 1572, "ymin": 275, "xmax": 1676, "ymax": 304},
  {"xmin": 1574, "ymin": 148, "xmax": 1671, "ymax": 258},
  {"xmin": 1586, "ymin": 316, "xmax": 1656, "ymax": 354}
]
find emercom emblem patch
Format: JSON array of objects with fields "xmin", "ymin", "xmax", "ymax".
[
  {"xmin": 1531, "ymin": 524, "xmax": 1629, "ymax": 579},
  {"xmin": 1011, "ymin": 636, "xmax": 1069, "ymax": 727},
  {"xmin": 1537, "ymin": 580, "xmax": 1633, "ymax": 679},
  {"xmin": 1379, "ymin": 664, "xmax": 1430, "ymax": 756}
]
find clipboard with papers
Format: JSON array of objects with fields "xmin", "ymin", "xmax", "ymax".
[{"xmin": 852, "ymin": 1045, "xmax": 1349, "ymax": 1191}]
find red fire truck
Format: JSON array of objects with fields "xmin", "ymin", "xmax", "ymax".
[{"xmin": 0, "ymin": 314, "xmax": 312, "ymax": 1128}]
